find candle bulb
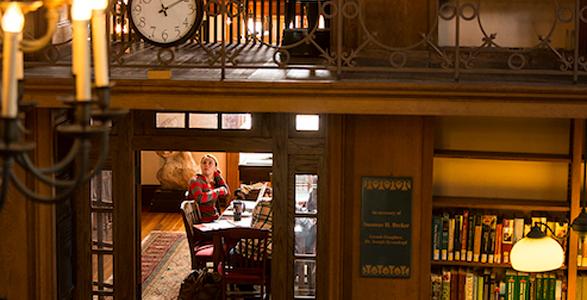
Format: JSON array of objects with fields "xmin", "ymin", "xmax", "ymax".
[
  {"xmin": 92, "ymin": 0, "xmax": 109, "ymax": 87},
  {"xmin": 1, "ymin": 3, "xmax": 24, "ymax": 118},
  {"xmin": 72, "ymin": 0, "xmax": 92, "ymax": 101}
]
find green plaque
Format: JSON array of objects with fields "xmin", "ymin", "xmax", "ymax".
[{"xmin": 360, "ymin": 176, "xmax": 412, "ymax": 278}]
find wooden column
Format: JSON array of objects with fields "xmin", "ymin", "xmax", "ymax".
[
  {"xmin": 29, "ymin": 109, "xmax": 57, "ymax": 300},
  {"xmin": 568, "ymin": 119, "xmax": 584, "ymax": 300},
  {"xmin": 342, "ymin": 115, "xmax": 429, "ymax": 299},
  {"xmin": 74, "ymin": 144, "xmax": 92, "ymax": 298},
  {"xmin": 419, "ymin": 117, "xmax": 434, "ymax": 300},
  {"xmin": 113, "ymin": 112, "xmax": 137, "ymax": 299},
  {"xmin": 272, "ymin": 113, "xmax": 290, "ymax": 300},
  {"xmin": 325, "ymin": 114, "xmax": 344, "ymax": 300}
]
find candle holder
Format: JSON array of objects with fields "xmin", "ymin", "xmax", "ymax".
[
  {"xmin": 0, "ymin": 88, "xmax": 126, "ymax": 208},
  {"xmin": 0, "ymin": 0, "xmax": 127, "ymax": 209}
]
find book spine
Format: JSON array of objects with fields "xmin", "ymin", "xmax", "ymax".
[
  {"xmin": 442, "ymin": 269, "xmax": 451, "ymax": 300},
  {"xmin": 455, "ymin": 215, "xmax": 462, "ymax": 261},
  {"xmin": 449, "ymin": 217, "xmax": 455, "ymax": 261},
  {"xmin": 467, "ymin": 214, "xmax": 475, "ymax": 262},
  {"xmin": 494, "ymin": 221, "xmax": 502, "ymax": 264},
  {"xmin": 433, "ymin": 215, "xmax": 441, "ymax": 260},
  {"xmin": 442, "ymin": 213, "xmax": 450, "ymax": 261},
  {"xmin": 465, "ymin": 271, "xmax": 474, "ymax": 300},
  {"xmin": 502, "ymin": 218, "xmax": 514, "ymax": 264},
  {"xmin": 474, "ymin": 215, "xmax": 483, "ymax": 263},
  {"xmin": 488, "ymin": 215, "xmax": 497, "ymax": 264},
  {"xmin": 461, "ymin": 210, "xmax": 469, "ymax": 262}
]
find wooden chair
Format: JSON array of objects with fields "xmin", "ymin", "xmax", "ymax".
[
  {"xmin": 214, "ymin": 227, "xmax": 270, "ymax": 299},
  {"xmin": 180, "ymin": 200, "xmax": 214, "ymax": 270}
]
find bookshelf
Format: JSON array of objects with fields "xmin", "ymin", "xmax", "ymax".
[{"xmin": 430, "ymin": 117, "xmax": 582, "ymax": 300}]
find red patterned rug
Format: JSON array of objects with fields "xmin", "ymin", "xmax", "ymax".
[{"xmin": 141, "ymin": 230, "xmax": 191, "ymax": 300}]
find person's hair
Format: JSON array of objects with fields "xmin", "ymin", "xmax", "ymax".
[{"xmin": 201, "ymin": 154, "xmax": 219, "ymax": 167}]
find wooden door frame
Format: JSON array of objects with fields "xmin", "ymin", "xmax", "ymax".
[{"xmin": 113, "ymin": 111, "xmax": 334, "ymax": 300}]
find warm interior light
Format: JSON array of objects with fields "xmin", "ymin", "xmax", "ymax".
[
  {"xmin": 93, "ymin": 0, "xmax": 109, "ymax": 11},
  {"xmin": 296, "ymin": 114, "xmax": 320, "ymax": 131},
  {"xmin": 72, "ymin": 0, "xmax": 92, "ymax": 20},
  {"xmin": 2, "ymin": 3, "xmax": 24, "ymax": 33},
  {"xmin": 510, "ymin": 226, "xmax": 564, "ymax": 272}
]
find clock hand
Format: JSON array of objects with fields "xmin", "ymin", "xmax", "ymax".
[
  {"xmin": 165, "ymin": 0, "xmax": 184, "ymax": 10},
  {"xmin": 158, "ymin": 2, "xmax": 168, "ymax": 16}
]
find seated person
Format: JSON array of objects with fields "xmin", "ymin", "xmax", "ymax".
[
  {"xmin": 233, "ymin": 195, "xmax": 273, "ymax": 295},
  {"xmin": 187, "ymin": 154, "xmax": 230, "ymax": 223}
]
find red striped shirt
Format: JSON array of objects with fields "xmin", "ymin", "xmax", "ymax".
[{"xmin": 187, "ymin": 172, "xmax": 228, "ymax": 223}]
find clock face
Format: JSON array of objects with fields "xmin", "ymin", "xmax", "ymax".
[{"xmin": 128, "ymin": 0, "xmax": 202, "ymax": 47}]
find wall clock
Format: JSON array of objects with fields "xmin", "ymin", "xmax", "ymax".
[{"xmin": 128, "ymin": 0, "xmax": 203, "ymax": 47}]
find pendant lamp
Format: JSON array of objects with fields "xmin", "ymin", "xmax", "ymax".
[{"xmin": 510, "ymin": 224, "xmax": 564, "ymax": 272}]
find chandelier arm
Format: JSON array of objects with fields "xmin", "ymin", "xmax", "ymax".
[
  {"xmin": 8, "ymin": 138, "xmax": 92, "ymax": 204},
  {"xmin": 19, "ymin": 8, "xmax": 60, "ymax": 53},
  {"xmin": 23, "ymin": 139, "xmax": 82, "ymax": 174},
  {"xmin": 9, "ymin": 169, "xmax": 78, "ymax": 203},
  {"xmin": 0, "ymin": 158, "xmax": 15, "ymax": 210},
  {"xmin": 14, "ymin": 153, "xmax": 82, "ymax": 187},
  {"xmin": 77, "ymin": 130, "xmax": 110, "ymax": 183}
]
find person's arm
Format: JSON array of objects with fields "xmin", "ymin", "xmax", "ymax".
[
  {"xmin": 189, "ymin": 178, "xmax": 227, "ymax": 204},
  {"xmin": 214, "ymin": 171, "xmax": 230, "ymax": 195}
]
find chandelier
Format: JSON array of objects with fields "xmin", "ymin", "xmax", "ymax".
[{"xmin": 0, "ymin": 0, "xmax": 125, "ymax": 209}]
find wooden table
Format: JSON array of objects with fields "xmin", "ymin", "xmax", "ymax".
[
  {"xmin": 193, "ymin": 200, "xmax": 257, "ymax": 233},
  {"xmin": 192, "ymin": 200, "xmax": 258, "ymax": 267}
]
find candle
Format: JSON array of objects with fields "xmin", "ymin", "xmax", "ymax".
[
  {"xmin": 16, "ymin": 32, "xmax": 23, "ymax": 80},
  {"xmin": 91, "ymin": 10, "xmax": 109, "ymax": 87},
  {"xmin": 1, "ymin": 3, "xmax": 24, "ymax": 118},
  {"xmin": 72, "ymin": 0, "xmax": 92, "ymax": 101}
]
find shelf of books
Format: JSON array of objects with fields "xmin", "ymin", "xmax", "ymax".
[
  {"xmin": 431, "ymin": 210, "xmax": 570, "ymax": 300},
  {"xmin": 431, "ymin": 268, "xmax": 567, "ymax": 300}
]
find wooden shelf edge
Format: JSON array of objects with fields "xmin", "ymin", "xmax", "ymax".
[
  {"xmin": 433, "ymin": 196, "xmax": 569, "ymax": 212},
  {"xmin": 434, "ymin": 150, "xmax": 570, "ymax": 162},
  {"xmin": 431, "ymin": 260, "xmax": 512, "ymax": 268},
  {"xmin": 431, "ymin": 260, "xmax": 568, "ymax": 270}
]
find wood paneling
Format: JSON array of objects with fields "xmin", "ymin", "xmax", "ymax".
[
  {"xmin": 226, "ymin": 153, "xmax": 240, "ymax": 196},
  {"xmin": 271, "ymin": 113, "xmax": 290, "ymax": 300},
  {"xmin": 567, "ymin": 119, "xmax": 584, "ymax": 300},
  {"xmin": 113, "ymin": 113, "xmax": 138, "ymax": 299},
  {"xmin": 325, "ymin": 114, "xmax": 344, "ymax": 300},
  {"xmin": 342, "ymin": 115, "xmax": 431, "ymax": 299},
  {"xmin": 0, "ymin": 167, "xmax": 30, "ymax": 299},
  {"xmin": 23, "ymin": 78, "xmax": 587, "ymax": 118},
  {"xmin": 30, "ymin": 109, "xmax": 57, "ymax": 300}
]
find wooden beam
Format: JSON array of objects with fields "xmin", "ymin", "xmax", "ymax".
[
  {"xmin": 113, "ymin": 112, "xmax": 138, "ymax": 299},
  {"xmin": 22, "ymin": 78, "xmax": 587, "ymax": 118}
]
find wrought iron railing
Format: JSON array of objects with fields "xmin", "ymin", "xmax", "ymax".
[{"xmin": 30, "ymin": 0, "xmax": 587, "ymax": 82}]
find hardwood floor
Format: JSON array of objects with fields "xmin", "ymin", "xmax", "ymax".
[{"xmin": 140, "ymin": 209, "xmax": 185, "ymax": 240}]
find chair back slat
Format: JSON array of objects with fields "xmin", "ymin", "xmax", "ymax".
[
  {"xmin": 216, "ymin": 227, "xmax": 270, "ymax": 271},
  {"xmin": 180, "ymin": 200, "xmax": 210, "ymax": 269}
]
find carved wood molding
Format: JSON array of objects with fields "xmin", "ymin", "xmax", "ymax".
[{"xmin": 22, "ymin": 77, "xmax": 587, "ymax": 117}]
